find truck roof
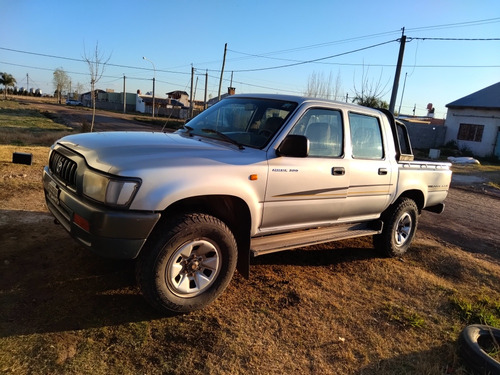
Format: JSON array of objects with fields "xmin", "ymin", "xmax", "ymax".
[{"xmin": 227, "ymin": 93, "xmax": 383, "ymax": 115}]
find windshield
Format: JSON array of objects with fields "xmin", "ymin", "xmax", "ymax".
[{"xmin": 176, "ymin": 97, "xmax": 298, "ymax": 148}]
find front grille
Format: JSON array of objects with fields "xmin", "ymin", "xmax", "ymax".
[{"xmin": 49, "ymin": 151, "xmax": 77, "ymax": 188}]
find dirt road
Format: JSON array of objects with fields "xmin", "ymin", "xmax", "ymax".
[
  {"xmin": 420, "ymin": 182, "xmax": 500, "ymax": 261},
  {"xmin": 27, "ymin": 100, "xmax": 161, "ymax": 132}
]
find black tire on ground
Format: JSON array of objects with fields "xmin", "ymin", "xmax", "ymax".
[
  {"xmin": 374, "ymin": 197, "xmax": 419, "ymax": 257},
  {"xmin": 136, "ymin": 213, "xmax": 238, "ymax": 314},
  {"xmin": 459, "ymin": 324, "xmax": 500, "ymax": 375}
]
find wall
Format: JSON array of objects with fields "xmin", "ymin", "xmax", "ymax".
[
  {"xmin": 403, "ymin": 122, "xmax": 447, "ymax": 149},
  {"xmin": 444, "ymin": 108, "xmax": 500, "ymax": 157}
]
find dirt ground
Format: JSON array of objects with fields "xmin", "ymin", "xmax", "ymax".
[
  {"xmin": 23, "ymin": 100, "xmax": 160, "ymax": 132},
  {"xmin": 1, "ymin": 119, "xmax": 500, "ymax": 373}
]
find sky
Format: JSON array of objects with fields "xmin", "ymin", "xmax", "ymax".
[{"xmin": 1, "ymin": 0, "xmax": 499, "ymax": 118}]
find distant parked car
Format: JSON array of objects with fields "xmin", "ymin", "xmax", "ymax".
[{"xmin": 66, "ymin": 99, "xmax": 82, "ymax": 106}]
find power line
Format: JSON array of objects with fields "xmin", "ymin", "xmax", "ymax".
[
  {"xmin": 226, "ymin": 17, "xmax": 500, "ymax": 61},
  {"xmin": 405, "ymin": 17, "xmax": 500, "ymax": 32},
  {"xmin": 0, "ymin": 46, "xmax": 190, "ymax": 76},
  {"xmin": 410, "ymin": 37, "xmax": 500, "ymax": 41},
  {"xmin": 228, "ymin": 39, "xmax": 399, "ymax": 73}
]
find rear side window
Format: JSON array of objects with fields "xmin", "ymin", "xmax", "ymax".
[{"xmin": 349, "ymin": 113, "xmax": 384, "ymax": 159}]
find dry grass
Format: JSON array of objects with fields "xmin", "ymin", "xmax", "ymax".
[
  {"xmin": 1, "ymin": 208, "xmax": 499, "ymax": 374},
  {"xmin": 0, "ymin": 145, "xmax": 48, "ymax": 211},
  {"xmin": 0, "ymin": 99, "xmax": 73, "ymax": 146}
]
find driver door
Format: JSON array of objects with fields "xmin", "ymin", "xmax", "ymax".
[{"xmin": 261, "ymin": 108, "xmax": 349, "ymax": 232}]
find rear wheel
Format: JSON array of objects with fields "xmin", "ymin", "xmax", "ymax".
[
  {"xmin": 136, "ymin": 213, "xmax": 237, "ymax": 313},
  {"xmin": 375, "ymin": 198, "xmax": 419, "ymax": 257}
]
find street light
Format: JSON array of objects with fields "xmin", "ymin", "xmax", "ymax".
[{"xmin": 142, "ymin": 56, "xmax": 156, "ymax": 118}]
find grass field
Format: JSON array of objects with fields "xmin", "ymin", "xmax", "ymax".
[
  {"xmin": 0, "ymin": 99, "xmax": 73, "ymax": 146},
  {"xmin": 1, "ymin": 99, "xmax": 499, "ymax": 374}
]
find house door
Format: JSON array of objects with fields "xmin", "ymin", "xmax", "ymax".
[{"xmin": 495, "ymin": 130, "xmax": 500, "ymax": 158}]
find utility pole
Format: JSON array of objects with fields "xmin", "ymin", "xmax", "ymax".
[
  {"xmin": 397, "ymin": 72, "xmax": 408, "ymax": 117},
  {"xmin": 204, "ymin": 70, "xmax": 208, "ymax": 110},
  {"xmin": 123, "ymin": 75, "xmax": 126, "ymax": 114},
  {"xmin": 389, "ymin": 28, "xmax": 406, "ymax": 114},
  {"xmin": 190, "ymin": 65, "xmax": 194, "ymax": 118},
  {"xmin": 218, "ymin": 43, "xmax": 227, "ymax": 101},
  {"xmin": 143, "ymin": 56, "xmax": 156, "ymax": 118},
  {"xmin": 194, "ymin": 77, "xmax": 199, "ymax": 105}
]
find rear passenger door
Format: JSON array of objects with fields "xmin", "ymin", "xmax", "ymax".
[{"xmin": 342, "ymin": 112, "xmax": 394, "ymax": 220}]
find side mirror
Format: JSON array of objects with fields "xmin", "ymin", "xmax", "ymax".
[{"xmin": 276, "ymin": 135, "xmax": 309, "ymax": 157}]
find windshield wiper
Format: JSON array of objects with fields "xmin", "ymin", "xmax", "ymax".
[
  {"xmin": 201, "ymin": 128, "xmax": 245, "ymax": 150},
  {"xmin": 183, "ymin": 125, "xmax": 194, "ymax": 136}
]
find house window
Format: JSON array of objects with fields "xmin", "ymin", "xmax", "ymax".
[{"xmin": 457, "ymin": 123, "xmax": 484, "ymax": 142}]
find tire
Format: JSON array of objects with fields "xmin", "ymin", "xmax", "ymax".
[
  {"xmin": 459, "ymin": 324, "xmax": 500, "ymax": 375},
  {"xmin": 136, "ymin": 213, "xmax": 237, "ymax": 314},
  {"xmin": 374, "ymin": 198, "xmax": 419, "ymax": 257}
]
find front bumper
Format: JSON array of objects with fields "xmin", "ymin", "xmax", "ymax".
[{"xmin": 43, "ymin": 167, "xmax": 161, "ymax": 259}]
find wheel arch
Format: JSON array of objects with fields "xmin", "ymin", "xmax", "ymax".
[
  {"xmin": 394, "ymin": 189, "xmax": 425, "ymax": 213},
  {"xmin": 160, "ymin": 195, "xmax": 252, "ymax": 279}
]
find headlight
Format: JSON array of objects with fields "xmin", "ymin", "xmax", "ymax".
[{"xmin": 83, "ymin": 170, "xmax": 139, "ymax": 206}]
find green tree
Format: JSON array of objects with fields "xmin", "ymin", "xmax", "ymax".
[
  {"xmin": 352, "ymin": 95, "xmax": 389, "ymax": 109},
  {"xmin": 0, "ymin": 72, "xmax": 17, "ymax": 99},
  {"xmin": 53, "ymin": 68, "xmax": 70, "ymax": 104},
  {"xmin": 352, "ymin": 66, "xmax": 389, "ymax": 109}
]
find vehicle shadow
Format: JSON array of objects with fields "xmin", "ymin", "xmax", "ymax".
[
  {"xmin": 252, "ymin": 236, "xmax": 381, "ymax": 267},
  {"xmin": 353, "ymin": 343, "xmax": 463, "ymax": 374},
  {"xmin": 0, "ymin": 209, "xmax": 163, "ymax": 337},
  {"xmin": 0, "ymin": 210, "xmax": 382, "ymax": 337}
]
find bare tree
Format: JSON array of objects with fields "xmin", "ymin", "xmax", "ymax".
[
  {"xmin": 53, "ymin": 68, "xmax": 70, "ymax": 104},
  {"xmin": 83, "ymin": 42, "xmax": 111, "ymax": 132},
  {"xmin": 73, "ymin": 82, "xmax": 85, "ymax": 99},
  {"xmin": 352, "ymin": 65, "xmax": 390, "ymax": 109},
  {"xmin": 304, "ymin": 70, "xmax": 343, "ymax": 101}
]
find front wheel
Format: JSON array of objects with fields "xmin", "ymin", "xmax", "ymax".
[
  {"xmin": 136, "ymin": 213, "xmax": 237, "ymax": 314},
  {"xmin": 374, "ymin": 198, "xmax": 419, "ymax": 257}
]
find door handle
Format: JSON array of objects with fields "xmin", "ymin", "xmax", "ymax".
[
  {"xmin": 378, "ymin": 168, "xmax": 388, "ymax": 175},
  {"xmin": 332, "ymin": 167, "xmax": 345, "ymax": 176}
]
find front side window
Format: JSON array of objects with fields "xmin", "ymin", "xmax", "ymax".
[
  {"xmin": 178, "ymin": 98, "xmax": 298, "ymax": 148},
  {"xmin": 349, "ymin": 113, "xmax": 384, "ymax": 159},
  {"xmin": 290, "ymin": 108, "xmax": 343, "ymax": 157}
]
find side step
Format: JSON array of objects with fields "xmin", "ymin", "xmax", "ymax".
[{"xmin": 250, "ymin": 221, "xmax": 383, "ymax": 257}]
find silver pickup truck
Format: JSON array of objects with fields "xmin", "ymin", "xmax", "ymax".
[{"xmin": 43, "ymin": 94, "xmax": 452, "ymax": 313}]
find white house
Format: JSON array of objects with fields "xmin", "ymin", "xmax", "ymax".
[{"xmin": 444, "ymin": 82, "xmax": 500, "ymax": 158}]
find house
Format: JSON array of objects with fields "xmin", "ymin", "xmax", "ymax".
[
  {"xmin": 207, "ymin": 87, "xmax": 236, "ymax": 107},
  {"xmin": 444, "ymin": 82, "xmax": 500, "ymax": 158},
  {"xmin": 81, "ymin": 89, "xmax": 106, "ymax": 107},
  {"xmin": 136, "ymin": 90, "xmax": 185, "ymax": 117},
  {"xmin": 166, "ymin": 91, "xmax": 189, "ymax": 107}
]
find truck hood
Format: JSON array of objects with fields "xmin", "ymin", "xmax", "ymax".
[{"xmin": 57, "ymin": 131, "xmax": 255, "ymax": 175}]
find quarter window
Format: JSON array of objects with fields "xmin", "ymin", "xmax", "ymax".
[{"xmin": 349, "ymin": 113, "xmax": 384, "ymax": 159}]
